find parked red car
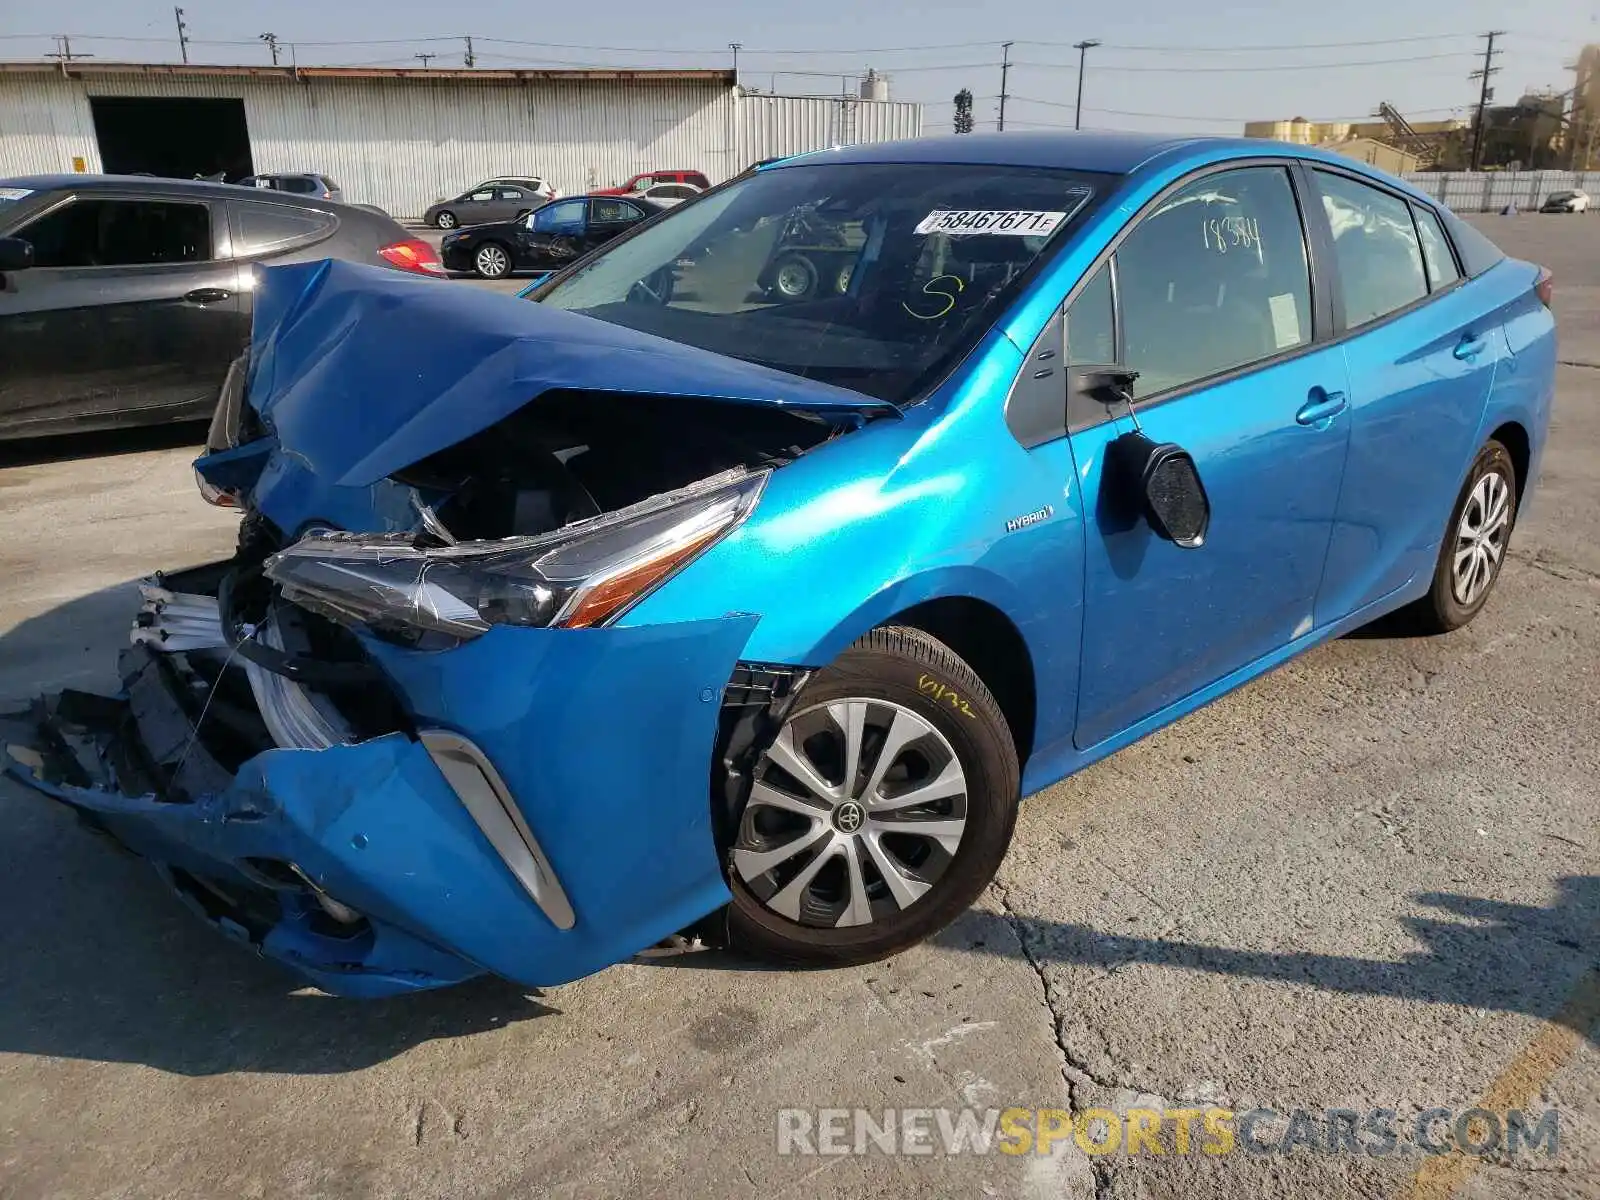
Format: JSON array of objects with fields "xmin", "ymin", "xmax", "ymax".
[{"xmin": 593, "ymin": 169, "xmax": 711, "ymax": 197}]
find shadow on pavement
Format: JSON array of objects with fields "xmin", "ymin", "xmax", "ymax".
[
  {"xmin": 936, "ymin": 874, "xmax": 1600, "ymax": 1046},
  {"xmin": 0, "ymin": 421, "xmax": 206, "ymax": 469}
]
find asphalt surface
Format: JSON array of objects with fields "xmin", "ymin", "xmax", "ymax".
[{"xmin": 0, "ymin": 216, "xmax": 1595, "ymax": 1200}]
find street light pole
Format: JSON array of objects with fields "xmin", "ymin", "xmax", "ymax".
[{"xmin": 1073, "ymin": 40, "xmax": 1101, "ymax": 131}]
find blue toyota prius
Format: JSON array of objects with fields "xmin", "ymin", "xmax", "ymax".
[{"xmin": 5, "ymin": 132, "xmax": 1555, "ymax": 996}]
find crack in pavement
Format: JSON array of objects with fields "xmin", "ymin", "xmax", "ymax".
[
  {"xmin": 993, "ymin": 879, "xmax": 1121, "ymax": 1200},
  {"xmin": 1510, "ymin": 547, "xmax": 1600, "ymax": 584}
]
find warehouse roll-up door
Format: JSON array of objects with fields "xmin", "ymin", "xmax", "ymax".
[{"xmin": 89, "ymin": 97, "xmax": 254, "ymax": 182}]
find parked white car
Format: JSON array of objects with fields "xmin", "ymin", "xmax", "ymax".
[
  {"xmin": 641, "ymin": 182, "xmax": 703, "ymax": 207},
  {"xmin": 1540, "ymin": 189, "xmax": 1590, "ymax": 213}
]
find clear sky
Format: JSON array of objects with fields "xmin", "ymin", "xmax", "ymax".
[{"xmin": 2, "ymin": 0, "xmax": 1594, "ymax": 135}]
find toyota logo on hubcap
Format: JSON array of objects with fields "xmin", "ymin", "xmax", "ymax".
[{"xmin": 833, "ymin": 801, "xmax": 865, "ymax": 834}]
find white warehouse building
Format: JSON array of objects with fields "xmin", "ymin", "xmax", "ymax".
[{"xmin": 0, "ymin": 61, "xmax": 924, "ymax": 219}]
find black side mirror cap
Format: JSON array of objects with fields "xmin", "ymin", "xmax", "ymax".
[
  {"xmin": 1071, "ymin": 364, "xmax": 1140, "ymax": 406},
  {"xmin": 0, "ymin": 236, "xmax": 34, "ymax": 273},
  {"xmin": 1109, "ymin": 430, "xmax": 1211, "ymax": 548}
]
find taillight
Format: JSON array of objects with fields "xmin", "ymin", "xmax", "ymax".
[
  {"xmin": 1535, "ymin": 266, "xmax": 1553, "ymax": 308},
  {"xmin": 379, "ymin": 238, "xmax": 446, "ymax": 276}
]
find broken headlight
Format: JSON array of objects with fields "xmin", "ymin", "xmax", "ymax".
[{"xmin": 262, "ymin": 469, "xmax": 766, "ymax": 642}]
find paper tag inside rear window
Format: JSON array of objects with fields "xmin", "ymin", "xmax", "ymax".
[{"xmin": 916, "ymin": 209, "xmax": 1070, "ymax": 237}]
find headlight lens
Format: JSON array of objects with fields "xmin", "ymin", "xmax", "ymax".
[{"xmin": 262, "ymin": 468, "xmax": 766, "ymax": 642}]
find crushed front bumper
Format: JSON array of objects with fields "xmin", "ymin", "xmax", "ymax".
[{"xmin": 3, "ymin": 563, "xmax": 760, "ymax": 997}]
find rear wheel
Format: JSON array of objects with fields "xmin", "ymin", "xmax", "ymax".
[
  {"xmin": 725, "ymin": 626, "xmax": 1020, "ymax": 966},
  {"xmin": 1409, "ymin": 439, "xmax": 1518, "ymax": 633},
  {"xmin": 434, "ymin": 210, "xmax": 458, "ymax": 229},
  {"xmin": 473, "ymin": 242, "xmax": 512, "ymax": 279}
]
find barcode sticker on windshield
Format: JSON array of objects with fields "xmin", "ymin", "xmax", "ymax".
[{"xmin": 916, "ymin": 209, "xmax": 1068, "ymax": 237}]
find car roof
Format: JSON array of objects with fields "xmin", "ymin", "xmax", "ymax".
[
  {"xmin": 762, "ymin": 130, "xmax": 1441, "ymax": 205},
  {"xmin": 2, "ymin": 173, "xmax": 312, "ymax": 198}
]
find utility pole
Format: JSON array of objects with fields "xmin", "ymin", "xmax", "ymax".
[
  {"xmin": 260, "ymin": 32, "xmax": 280, "ymax": 66},
  {"xmin": 729, "ymin": 43, "xmax": 742, "ymax": 86},
  {"xmin": 1073, "ymin": 40, "xmax": 1100, "ymax": 130},
  {"xmin": 415, "ymin": 52, "xmax": 436, "ymax": 68},
  {"xmin": 45, "ymin": 34, "xmax": 91, "ymax": 66},
  {"xmin": 463, "ymin": 35, "xmax": 476, "ymax": 68},
  {"xmin": 1469, "ymin": 30, "xmax": 1503, "ymax": 171},
  {"xmin": 998, "ymin": 41, "xmax": 1014, "ymax": 131},
  {"xmin": 174, "ymin": 7, "xmax": 189, "ymax": 64}
]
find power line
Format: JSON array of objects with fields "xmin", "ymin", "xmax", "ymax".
[
  {"xmin": 1041, "ymin": 32, "xmax": 1482, "ymax": 52},
  {"xmin": 1012, "ymin": 52, "xmax": 1480, "ymax": 73},
  {"xmin": 1010, "ymin": 96, "xmax": 1466, "ymax": 123}
]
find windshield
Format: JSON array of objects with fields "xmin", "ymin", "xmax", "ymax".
[{"xmin": 536, "ymin": 162, "xmax": 1109, "ymax": 405}]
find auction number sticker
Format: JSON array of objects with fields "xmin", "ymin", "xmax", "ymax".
[{"xmin": 916, "ymin": 209, "xmax": 1068, "ymax": 237}]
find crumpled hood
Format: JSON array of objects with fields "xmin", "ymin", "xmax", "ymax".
[{"xmin": 247, "ymin": 259, "xmax": 897, "ymax": 488}]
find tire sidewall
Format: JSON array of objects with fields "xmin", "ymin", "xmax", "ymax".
[
  {"xmin": 475, "ymin": 243, "xmax": 510, "ymax": 279},
  {"xmin": 436, "ymin": 211, "xmax": 457, "ymax": 229},
  {"xmin": 1430, "ymin": 440, "xmax": 1518, "ymax": 629},
  {"xmin": 725, "ymin": 631, "xmax": 1019, "ymax": 963}
]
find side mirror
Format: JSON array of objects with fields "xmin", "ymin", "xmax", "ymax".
[
  {"xmin": 0, "ymin": 236, "xmax": 35, "ymax": 272},
  {"xmin": 1108, "ymin": 430, "xmax": 1211, "ymax": 548}
]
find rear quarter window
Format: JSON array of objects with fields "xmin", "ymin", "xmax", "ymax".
[
  {"xmin": 233, "ymin": 202, "xmax": 337, "ymax": 256},
  {"xmin": 1441, "ymin": 210, "xmax": 1505, "ymax": 278}
]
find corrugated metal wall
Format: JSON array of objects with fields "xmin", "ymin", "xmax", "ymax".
[
  {"xmin": 735, "ymin": 92, "xmax": 923, "ymax": 164},
  {"xmin": 0, "ymin": 72, "xmax": 924, "ymax": 218},
  {"xmin": 1404, "ymin": 170, "xmax": 1600, "ymax": 212}
]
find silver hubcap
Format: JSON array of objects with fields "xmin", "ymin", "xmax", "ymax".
[
  {"xmin": 776, "ymin": 262, "xmax": 810, "ymax": 297},
  {"xmin": 732, "ymin": 699, "xmax": 969, "ymax": 929},
  {"xmin": 438, "ymin": 213, "xmax": 455, "ymax": 228},
  {"xmin": 1453, "ymin": 469, "xmax": 1511, "ymax": 605},
  {"xmin": 477, "ymin": 245, "xmax": 508, "ymax": 276}
]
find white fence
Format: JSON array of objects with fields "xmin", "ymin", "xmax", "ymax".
[{"xmin": 1403, "ymin": 171, "xmax": 1600, "ymax": 212}]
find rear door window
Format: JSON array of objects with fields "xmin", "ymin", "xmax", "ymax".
[
  {"xmin": 19, "ymin": 198, "xmax": 214, "ymax": 267},
  {"xmin": 233, "ymin": 202, "xmax": 337, "ymax": 256},
  {"xmin": 1113, "ymin": 165, "xmax": 1313, "ymax": 398},
  {"xmin": 1411, "ymin": 205, "xmax": 1462, "ymax": 291},
  {"xmin": 1314, "ymin": 170, "xmax": 1428, "ymax": 328}
]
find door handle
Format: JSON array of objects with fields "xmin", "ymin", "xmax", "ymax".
[
  {"xmin": 1296, "ymin": 389, "xmax": 1348, "ymax": 427},
  {"xmin": 183, "ymin": 287, "xmax": 231, "ymax": 304},
  {"xmin": 1454, "ymin": 333, "xmax": 1487, "ymax": 361}
]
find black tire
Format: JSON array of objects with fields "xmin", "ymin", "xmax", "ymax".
[
  {"xmin": 1407, "ymin": 439, "xmax": 1518, "ymax": 634},
  {"xmin": 770, "ymin": 253, "xmax": 818, "ymax": 301},
  {"xmin": 473, "ymin": 241, "xmax": 513, "ymax": 279},
  {"xmin": 724, "ymin": 625, "xmax": 1020, "ymax": 967},
  {"xmin": 434, "ymin": 210, "xmax": 458, "ymax": 229}
]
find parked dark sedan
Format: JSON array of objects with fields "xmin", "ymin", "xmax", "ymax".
[
  {"xmin": 0, "ymin": 175, "xmax": 443, "ymax": 440},
  {"xmin": 440, "ymin": 195, "xmax": 663, "ymax": 278}
]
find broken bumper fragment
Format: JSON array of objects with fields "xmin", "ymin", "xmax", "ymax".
[{"xmin": 4, "ymin": 571, "xmax": 759, "ymax": 997}]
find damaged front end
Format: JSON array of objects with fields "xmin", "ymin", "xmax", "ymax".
[{"xmin": 1, "ymin": 260, "xmax": 882, "ymax": 996}]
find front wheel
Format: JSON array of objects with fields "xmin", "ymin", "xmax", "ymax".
[
  {"xmin": 473, "ymin": 242, "xmax": 512, "ymax": 279},
  {"xmin": 1408, "ymin": 439, "xmax": 1518, "ymax": 633},
  {"xmin": 434, "ymin": 210, "xmax": 458, "ymax": 229},
  {"xmin": 724, "ymin": 626, "xmax": 1020, "ymax": 966}
]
